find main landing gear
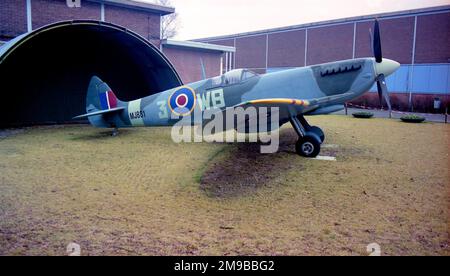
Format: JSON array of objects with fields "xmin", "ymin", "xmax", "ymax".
[
  {"xmin": 111, "ymin": 127, "xmax": 119, "ymax": 137},
  {"xmin": 289, "ymin": 115, "xmax": 325, "ymax": 158}
]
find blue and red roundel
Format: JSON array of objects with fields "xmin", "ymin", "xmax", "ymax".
[{"xmin": 168, "ymin": 87, "xmax": 196, "ymax": 116}]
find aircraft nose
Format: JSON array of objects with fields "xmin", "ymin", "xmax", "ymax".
[{"xmin": 375, "ymin": 58, "xmax": 400, "ymax": 77}]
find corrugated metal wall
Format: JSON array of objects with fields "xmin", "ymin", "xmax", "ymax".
[{"xmin": 368, "ymin": 64, "xmax": 450, "ymax": 94}]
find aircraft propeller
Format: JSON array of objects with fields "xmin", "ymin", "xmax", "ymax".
[{"xmin": 371, "ymin": 19, "xmax": 393, "ymax": 116}]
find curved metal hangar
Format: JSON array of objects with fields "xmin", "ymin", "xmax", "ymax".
[{"xmin": 0, "ymin": 20, "xmax": 182, "ymax": 127}]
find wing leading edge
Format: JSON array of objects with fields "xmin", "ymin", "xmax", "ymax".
[{"xmin": 241, "ymin": 92, "xmax": 353, "ymax": 109}]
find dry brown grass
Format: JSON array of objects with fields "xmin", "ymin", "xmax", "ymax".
[{"xmin": 0, "ymin": 116, "xmax": 449, "ymax": 255}]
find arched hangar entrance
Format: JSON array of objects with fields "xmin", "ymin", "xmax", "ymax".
[{"xmin": 0, "ymin": 20, "xmax": 182, "ymax": 127}]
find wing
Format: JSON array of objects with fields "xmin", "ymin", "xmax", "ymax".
[
  {"xmin": 239, "ymin": 92, "xmax": 353, "ymax": 109},
  {"xmin": 202, "ymin": 92, "xmax": 353, "ymax": 133}
]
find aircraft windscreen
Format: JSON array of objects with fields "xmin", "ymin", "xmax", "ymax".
[
  {"xmin": 242, "ymin": 70, "xmax": 258, "ymax": 81},
  {"xmin": 223, "ymin": 69, "xmax": 258, "ymax": 85},
  {"xmin": 211, "ymin": 76, "xmax": 223, "ymax": 86}
]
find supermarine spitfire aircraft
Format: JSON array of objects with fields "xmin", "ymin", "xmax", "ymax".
[{"xmin": 75, "ymin": 20, "xmax": 399, "ymax": 158}]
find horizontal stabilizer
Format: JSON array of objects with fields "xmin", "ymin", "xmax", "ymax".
[{"xmin": 73, "ymin": 107, "xmax": 125, "ymax": 119}]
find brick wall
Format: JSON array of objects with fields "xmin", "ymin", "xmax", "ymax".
[
  {"xmin": 0, "ymin": 0, "xmax": 27, "ymax": 40},
  {"xmin": 209, "ymin": 39, "xmax": 234, "ymax": 47},
  {"xmin": 355, "ymin": 17, "xmax": 415, "ymax": 64},
  {"xmin": 415, "ymin": 12, "xmax": 450, "ymax": 63},
  {"xmin": 105, "ymin": 4, "xmax": 161, "ymax": 41},
  {"xmin": 204, "ymin": 9, "xmax": 450, "ymax": 69},
  {"xmin": 163, "ymin": 47, "xmax": 223, "ymax": 84},
  {"xmin": 235, "ymin": 35, "xmax": 267, "ymax": 69},
  {"xmin": 268, "ymin": 29, "xmax": 305, "ymax": 68},
  {"xmin": 307, "ymin": 23, "xmax": 354, "ymax": 65},
  {"xmin": 0, "ymin": 0, "xmax": 162, "ymax": 43},
  {"xmin": 32, "ymin": 0, "xmax": 100, "ymax": 29}
]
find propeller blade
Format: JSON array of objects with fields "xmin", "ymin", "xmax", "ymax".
[
  {"xmin": 373, "ymin": 20, "xmax": 383, "ymax": 63},
  {"xmin": 377, "ymin": 74, "xmax": 391, "ymax": 112},
  {"xmin": 376, "ymin": 80, "xmax": 383, "ymax": 106},
  {"xmin": 369, "ymin": 28, "xmax": 374, "ymax": 57}
]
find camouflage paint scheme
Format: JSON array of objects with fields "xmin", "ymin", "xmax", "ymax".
[{"xmin": 78, "ymin": 57, "xmax": 395, "ymax": 130}]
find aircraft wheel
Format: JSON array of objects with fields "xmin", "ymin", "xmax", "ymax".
[
  {"xmin": 309, "ymin": 126, "xmax": 325, "ymax": 143},
  {"xmin": 295, "ymin": 134, "xmax": 321, "ymax": 158}
]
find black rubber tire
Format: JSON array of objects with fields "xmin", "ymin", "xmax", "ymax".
[
  {"xmin": 309, "ymin": 126, "xmax": 325, "ymax": 143},
  {"xmin": 295, "ymin": 134, "xmax": 321, "ymax": 158}
]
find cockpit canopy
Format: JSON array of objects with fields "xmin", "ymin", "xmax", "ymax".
[{"xmin": 211, "ymin": 69, "xmax": 258, "ymax": 87}]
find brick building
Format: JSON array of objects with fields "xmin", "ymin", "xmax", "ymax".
[
  {"xmin": 197, "ymin": 6, "xmax": 450, "ymax": 112},
  {"xmin": 0, "ymin": 0, "xmax": 169, "ymax": 45},
  {"xmin": 0, "ymin": 0, "xmax": 233, "ymax": 126},
  {"xmin": 0, "ymin": 0, "xmax": 233, "ymax": 82}
]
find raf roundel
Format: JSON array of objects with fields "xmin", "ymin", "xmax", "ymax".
[{"xmin": 168, "ymin": 87, "xmax": 196, "ymax": 116}]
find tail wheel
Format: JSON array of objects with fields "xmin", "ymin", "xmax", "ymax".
[
  {"xmin": 309, "ymin": 126, "xmax": 325, "ymax": 143},
  {"xmin": 296, "ymin": 134, "xmax": 321, "ymax": 158}
]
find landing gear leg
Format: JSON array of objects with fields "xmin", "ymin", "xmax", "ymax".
[
  {"xmin": 290, "ymin": 115, "xmax": 321, "ymax": 158},
  {"xmin": 111, "ymin": 128, "xmax": 119, "ymax": 137},
  {"xmin": 297, "ymin": 115, "xmax": 325, "ymax": 143},
  {"xmin": 309, "ymin": 126, "xmax": 325, "ymax": 143}
]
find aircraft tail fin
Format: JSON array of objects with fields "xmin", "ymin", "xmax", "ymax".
[
  {"xmin": 86, "ymin": 76, "xmax": 123, "ymax": 112},
  {"xmin": 74, "ymin": 76, "xmax": 127, "ymax": 127}
]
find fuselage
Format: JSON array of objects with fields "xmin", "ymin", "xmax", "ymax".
[{"xmin": 104, "ymin": 57, "xmax": 398, "ymax": 128}]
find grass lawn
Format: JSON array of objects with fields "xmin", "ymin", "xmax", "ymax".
[{"xmin": 0, "ymin": 115, "xmax": 448, "ymax": 255}]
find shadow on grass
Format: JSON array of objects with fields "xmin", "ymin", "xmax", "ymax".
[
  {"xmin": 68, "ymin": 129, "xmax": 136, "ymax": 141},
  {"xmin": 199, "ymin": 129, "xmax": 303, "ymax": 198}
]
